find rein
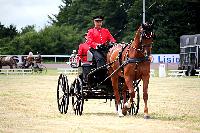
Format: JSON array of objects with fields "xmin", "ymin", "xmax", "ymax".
[
  {"xmin": 88, "ymin": 28, "xmax": 153, "ymax": 87},
  {"xmin": 97, "ymin": 55, "xmax": 149, "ymax": 86},
  {"xmin": 96, "ymin": 42, "xmax": 150, "ymax": 87}
]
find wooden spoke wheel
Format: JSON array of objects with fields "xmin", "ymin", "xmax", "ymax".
[
  {"xmin": 39, "ymin": 64, "xmax": 47, "ymax": 74},
  {"xmin": 131, "ymin": 86, "xmax": 140, "ymax": 115},
  {"xmin": 71, "ymin": 77, "xmax": 84, "ymax": 115},
  {"xmin": 57, "ymin": 74, "xmax": 69, "ymax": 114}
]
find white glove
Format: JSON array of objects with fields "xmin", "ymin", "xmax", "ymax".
[{"xmin": 96, "ymin": 44, "xmax": 101, "ymax": 49}]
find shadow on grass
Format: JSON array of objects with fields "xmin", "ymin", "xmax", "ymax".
[
  {"xmin": 149, "ymin": 113, "xmax": 198, "ymax": 122},
  {"xmin": 83, "ymin": 112, "xmax": 116, "ymax": 116}
]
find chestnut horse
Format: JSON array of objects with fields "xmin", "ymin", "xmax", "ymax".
[{"xmin": 107, "ymin": 22, "xmax": 154, "ymax": 118}]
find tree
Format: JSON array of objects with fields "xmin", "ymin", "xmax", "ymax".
[
  {"xmin": 8, "ymin": 25, "xmax": 82, "ymax": 55},
  {"xmin": 51, "ymin": 0, "xmax": 133, "ymax": 41},
  {"xmin": 0, "ymin": 23, "xmax": 18, "ymax": 54},
  {"xmin": 0, "ymin": 23, "xmax": 18, "ymax": 39},
  {"xmin": 20, "ymin": 25, "xmax": 36, "ymax": 34}
]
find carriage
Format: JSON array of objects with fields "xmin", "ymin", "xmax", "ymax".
[
  {"xmin": 57, "ymin": 22, "xmax": 154, "ymax": 117},
  {"xmin": 56, "ymin": 45, "xmax": 140, "ymax": 116},
  {"xmin": 18, "ymin": 55, "xmax": 47, "ymax": 74},
  {"xmin": 179, "ymin": 34, "xmax": 200, "ymax": 76}
]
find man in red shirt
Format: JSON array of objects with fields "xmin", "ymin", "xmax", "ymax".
[{"xmin": 87, "ymin": 16, "xmax": 116, "ymax": 68}]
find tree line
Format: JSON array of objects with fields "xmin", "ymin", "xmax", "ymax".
[{"xmin": 0, "ymin": 0, "xmax": 199, "ymax": 55}]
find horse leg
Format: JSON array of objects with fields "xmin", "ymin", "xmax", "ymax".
[
  {"xmin": 142, "ymin": 76, "xmax": 150, "ymax": 119},
  {"xmin": 14, "ymin": 62, "xmax": 17, "ymax": 68},
  {"xmin": 111, "ymin": 76, "xmax": 124, "ymax": 117},
  {"xmin": 122, "ymin": 84, "xmax": 128, "ymax": 105},
  {"xmin": 121, "ymin": 83, "xmax": 131, "ymax": 115},
  {"xmin": 122, "ymin": 77, "xmax": 135, "ymax": 115},
  {"xmin": 124, "ymin": 77, "xmax": 135, "ymax": 100}
]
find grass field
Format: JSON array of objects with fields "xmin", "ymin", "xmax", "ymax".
[{"xmin": 0, "ymin": 73, "xmax": 200, "ymax": 133}]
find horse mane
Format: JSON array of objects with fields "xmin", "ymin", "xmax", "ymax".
[{"xmin": 131, "ymin": 26, "xmax": 142, "ymax": 48}]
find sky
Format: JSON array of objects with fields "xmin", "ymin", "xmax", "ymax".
[{"xmin": 0, "ymin": 0, "xmax": 63, "ymax": 31}]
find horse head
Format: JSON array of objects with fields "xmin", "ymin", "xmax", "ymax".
[{"xmin": 132, "ymin": 22, "xmax": 155, "ymax": 57}]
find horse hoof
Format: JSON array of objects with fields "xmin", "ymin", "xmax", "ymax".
[
  {"xmin": 122, "ymin": 108, "xmax": 127, "ymax": 116},
  {"xmin": 119, "ymin": 114, "xmax": 124, "ymax": 117},
  {"xmin": 118, "ymin": 111, "xmax": 124, "ymax": 117},
  {"xmin": 144, "ymin": 115, "xmax": 150, "ymax": 119}
]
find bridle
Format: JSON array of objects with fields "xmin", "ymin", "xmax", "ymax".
[{"xmin": 130, "ymin": 27, "xmax": 154, "ymax": 57}]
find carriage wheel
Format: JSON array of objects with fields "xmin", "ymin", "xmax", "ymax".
[
  {"xmin": 129, "ymin": 85, "xmax": 140, "ymax": 115},
  {"xmin": 32, "ymin": 64, "xmax": 47, "ymax": 74},
  {"xmin": 71, "ymin": 77, "xmax": 84, "ymax": 115},
  {"xmin": 38, "ymin": 64, "xmax": 47, "ymax": 74},
  {"xmin": 57, "ymin": 74, "xmax": 69, "ymax": 114}
]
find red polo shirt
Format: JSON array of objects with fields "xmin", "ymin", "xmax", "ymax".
[
  {"xmin": 77, "ymin": 42, "xmax": 90, "ymax": 62},
  {"xmin": 87, "ymin": 27, "xmax": 116, "ymax": 49}
]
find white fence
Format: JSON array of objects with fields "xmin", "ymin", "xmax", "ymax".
[
  {"xmin": 168, "ymin": 70, "xmax": 187, "ymax": 77},
  {"xmin": 0, "ymin": 55, "xmax": 71, "ymax": 63},
  {"xmin": 195, "ymin": 70, "xmax": 200, "ymax": 78},
  {"xmin": 0, "ymin": 54, "xmax": 180, "ymax": 63},
  {"xmin": 0, "ymin": 69, "xmax": 32, "ymax": 75},
  {"xmin": 57, "ymin": 68, "xmax": 78, "ymax": 75},
  {"xmin": 57, "ymin": 68, "xmax": 156, "ymax": 77}
]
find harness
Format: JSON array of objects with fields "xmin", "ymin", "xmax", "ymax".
[
  {"xmin": 98, "ymin": 32, "xmax": 153, "ymax": 86},
  {"xmin": 88, "ymin": 26, "xmax": 154, "ymax": 87},
  {"xmin": 97, "ymin": 42, "xmax": 150, "ymax": 86}
]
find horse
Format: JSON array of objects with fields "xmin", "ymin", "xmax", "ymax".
[
  {"xmin": 20, "ymin": 54, "xmax": 42, "ymax": 69},
  {"xmin": 0, "ymin": 56, "xmax": 18, "ymax": 69},
  {"xmin": 107, "ymin": 22, "xmax": 154, "ymax": 118},
  {"xmin": 20, "ymin": 56, "xmax": 35, "ymax": 69}
]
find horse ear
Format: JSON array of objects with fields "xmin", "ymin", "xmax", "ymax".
[
  {"xmin": 141, "ymin": 23, "xmax": 146, "ymax": 29},
  {"xmin": 150, "ymin": 19, "xmax": 154, "ymax": 27},
  {"xmin": 135, "ymin": 24, "xmax": 141, "ymax": 30}
]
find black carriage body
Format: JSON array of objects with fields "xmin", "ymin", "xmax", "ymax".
[
  {"xmin": 73, "ymin": 63, "xmax": 114, "ymax": 100},
  {"xmin": 179, "ymin": 34, "xmax": 200, "ymax": 75}
]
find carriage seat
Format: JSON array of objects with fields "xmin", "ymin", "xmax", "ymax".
[{"xmin": 81, "ymin": 63, "xmax": 93, "ymax": 83}]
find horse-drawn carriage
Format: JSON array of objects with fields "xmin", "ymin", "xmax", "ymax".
[
  {"xmin": 18, "ymin": 54, "xmax": 47, "ymax": 74},
  {"xmin": 57, "ymin": 22, "xmax": 154, "ymax": 118},
  {"xmin": 57, "ymin": 45, "xmax": 140, "ymax": 116}
]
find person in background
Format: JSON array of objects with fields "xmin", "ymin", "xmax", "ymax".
[
  {"xmin": 77, "ymin": 33, "xmax": 91, "ymax": 64},
  {"xmin": 35, "ymin": 52, "xmax": 42, "ymax": 63},
  {"xmin": 27, "ymin": 51, "xmax": 33, "ymax": 58},
  {"xmin": 77, "ymin": 33, "xmax": 92, "ymax": 82},
  {"xmin": 87, "ymin": 15, "xmax": 116, "ymax": 68},
  {"xmin": 69, "ymin": 50, "xmax": 78, "ymax": 68},
  {"xmin": 26, "ymin": 51, "xmax": 34, "ymax": 67}
]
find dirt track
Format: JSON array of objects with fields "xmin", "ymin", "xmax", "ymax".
[{"xmin": 0, "ymin": 75, "xmax": 199, "ymax": 133}]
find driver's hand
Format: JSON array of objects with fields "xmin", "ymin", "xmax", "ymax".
[{"xmin": 96, "ymin": 44, "xmax": 101, "ymax": 49}]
